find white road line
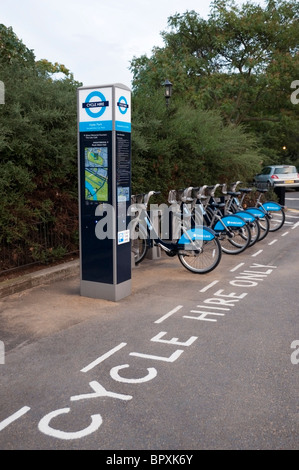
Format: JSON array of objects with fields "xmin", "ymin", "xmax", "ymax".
[
  {"xmin": 285, "ymin": 214, "xmax": 299, "ymax": 218},
  {"xmin": 195, "ymin": 305, "xmax": 230, "ymax": 310},
  {"xmin": 81, "ymin": 342, "xmax": 127, "ymax": 373},
  {"xmin": 199, "ymin": 280, "xmax": 219, "ymax": 292},
  {"xmin": 268, "ymin": 239, "xmax": 277, "ymax": 245},
  {"xmin": 230, "ymin": 263, "xmax": 245, "ymax": 272},
  {"xmin": 155, "ymin": 305, "xmax": 183, "ymax": 324},
  {"xmin": 0, "ymin": 406, "xmax": 31, "ymax": 432},
  {"xmin": 292, "ymin": 221, "xmax": 299, "ymax": 230},
  {"xmin": 281, "ymin": 231, "xmax": 289, "ymax": 236},
  {"xmin": 252, "ymin": 249, "xmax": 263, "ymax": 257}
]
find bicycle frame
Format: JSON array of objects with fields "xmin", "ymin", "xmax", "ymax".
[
  {"xmin": 191, "ymin": 185, "xmax": 248, "ymax": 235},
  {"xmin": 130, "ymin": 190, "xmax": 219, "ymax": 255},
  {"xmin": 141, "ymin": 204, "xmax": 218, "ymax": 256},
  {"xmin": 231, "ymin": 183, "xmax": 284, "ymax": 221},
  {"xmin": 225, "ymin": 183, "xmax": 269, "ymax": 222}
]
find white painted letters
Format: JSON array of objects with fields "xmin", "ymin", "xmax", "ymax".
[
  {"xmin": 38, "ymin": 407, "xmax": 103, "ymax": 440},
  {"xmin": 151, "ymin": 331, "xmax": 198, "ymax": 347},
  {"xmin": 110, "ymin": 364, "xmax": 157, "ymax": 383},
  {"xmin": 70, "ymin": 380, "xmax": 132, "ymax": 402}
]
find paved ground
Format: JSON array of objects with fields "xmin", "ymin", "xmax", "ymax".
[{"xmin": 0, "ymin": 206, "xmax": 298, "ymax": 450}]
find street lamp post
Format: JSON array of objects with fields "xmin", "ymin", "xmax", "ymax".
[{"xmin": 162, "ymin": 79, "xmax": 173, "ymax": 108}]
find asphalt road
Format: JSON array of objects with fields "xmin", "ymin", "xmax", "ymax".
[
  {"xmin": 0, "ymin": 207, "xmax": 298, "ymax": 452},
  {"xmin": 285, "ymin": 189, "xmax": 299, "ymax": 210}
]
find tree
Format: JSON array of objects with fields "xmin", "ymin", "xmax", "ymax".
[
  {"xmin": 130, "ymin": 0, "xmax": 299, "ymax": 165},
  {"xmin": 0, "ymin": 24, "xmax": 35, "ymax": 67},
  {"xmin": 0, "ymin": 24, "xmax": 81, "ymax": 267},
  {"xmin": 131, "ymin": 90, "xmax": 261, "ymax": 197}
]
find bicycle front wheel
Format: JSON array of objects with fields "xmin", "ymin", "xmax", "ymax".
[
  {"xmin": 267, "ymin": 208, "xmax": 285, "ymax": 231},
  {"xmin": 178, "ymin": 237, "xmax": 222, "ymax": 274},
  {"xmin": 257, "ymin": 214, "xmax": 270, "ymax": 240},
  {"xmin": 248, "ymin": 219, "xmax": 260, "ymax": 246},
  {"xmin": 245, "ymin": 207, "xmax": 270, "ymax": 241},
  {"xmin": 131, "ymin": 223, "xmax": 148, "ymax": 264},
  {"xmin": 219, "ymin": 223, "xmax": 251, "ymax": 254}
]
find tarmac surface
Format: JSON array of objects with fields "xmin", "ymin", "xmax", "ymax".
[{"xmin": 0, "ymin": 205, "xmax": 298, "ymax": 450}]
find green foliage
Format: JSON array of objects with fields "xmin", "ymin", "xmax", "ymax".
[
  {"xmin": 0, "ymin": 24, "xmax": 35, "ymax": 67},
  {"xmin": 130, "ymin": 0, "xmax": 299, "ymax": 167},
  {"xmin": 30, "ymin": 244, "xmax": 67, "ymax": 264},
  {"xmin": 0, "ymin": 24, "xmax": 81, "ymax": 269},
  {"xmin": 132, "ymin": 91, "xmax": 262, "ymax": 197},
  {"xmin": 1, "ymin": 4, "xmax": 298, "ymax": 271}
]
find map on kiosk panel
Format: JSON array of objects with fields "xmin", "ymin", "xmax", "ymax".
[{"xmin": 85, "ymin": 147, "xmax": 108, "ymax": 201}]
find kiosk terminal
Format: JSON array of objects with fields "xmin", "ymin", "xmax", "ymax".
[{"xmin": 77, "ymin": 83, "xmax": 132, "ymax": 301}]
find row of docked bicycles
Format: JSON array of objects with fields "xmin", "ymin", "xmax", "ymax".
[{"xmin": 130, "ymin": 181, "xmax": 285, "ymax": 274}]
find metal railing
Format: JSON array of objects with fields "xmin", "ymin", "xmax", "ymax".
[{"xmin": 0, "ymin": 217, "xmax": 79, "ymax": 275}]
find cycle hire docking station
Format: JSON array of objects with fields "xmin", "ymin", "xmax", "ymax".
[{"xmin": 77, "ymin": 84, "xmax": 131, "ymax": 301}]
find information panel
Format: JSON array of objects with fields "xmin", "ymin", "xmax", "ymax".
[
  {"xmin": 78, "ymin": 84, "xmax": 131, "ymax": 301},
  {"xmin": 81, "ymin": 132, "xmax": 112, "ymax": 203}
]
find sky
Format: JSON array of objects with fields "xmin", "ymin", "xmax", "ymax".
[{"xmin": 1, "ymin": 0, "xmax": 265, "ymax": 88}]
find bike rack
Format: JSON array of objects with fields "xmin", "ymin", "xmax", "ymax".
[{"xmin": 131, "ymin": 193, "xmax": 162, "ymax": 264}]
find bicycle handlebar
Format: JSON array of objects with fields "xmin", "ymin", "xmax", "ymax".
[{"xmin": 131, "ymin": 191, "xmax": 161, "ymax": 208}]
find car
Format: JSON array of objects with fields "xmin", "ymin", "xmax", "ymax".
[{"xmin": 254, "ymin": 165, "xmax": 299, "ymax": 190}]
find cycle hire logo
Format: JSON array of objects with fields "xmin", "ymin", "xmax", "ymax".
[
  {"xmin": 79, "ymin": 87, "xmax": 113, "ymax": 132},
  {"xmin": 82, "ymin": 90, "xmax": 109, "ymax": 118},
  {"xmin": 117, "ymin": 95, "xmax": 129, "ymax": 115},
  {"xmin": 115, "ymin": 90, "xmax": 131, "ymax": 132}
]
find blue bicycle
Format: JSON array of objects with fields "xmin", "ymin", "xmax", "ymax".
[
  {"xmin": 185, "ymin": 186, "xmax": 252, "ymax": 255},
  {"xmin": 130, "ymin": 191, "xmax": 222, "ymax": 274}
]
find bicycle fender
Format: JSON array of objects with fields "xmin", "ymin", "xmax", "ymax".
[
  {"xmin": 234, "ymin": 211, "xmax": 256, "ymax": 223},
  {"xmin": 214, "ymin": 215, "xmax": 246, "ymax": 231},
  {"xmin": 245, "ymin": 207, "xmax": 266, "ymax": 219},
  {"xmin": 262, "ymin": 201, "xmax": 282, "ymax": 211},
  {"xmin": 178, "ymin": 226, "xmax": 215, "ymax": 244}
]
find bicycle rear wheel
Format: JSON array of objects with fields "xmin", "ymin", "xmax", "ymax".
[
  {"xmin": 178, "ymin": 237, "xmax": 222, "ymax": 274},
  {"xmin": 131, "ymin": 223, "xmax": 148, "ymax": 264}
]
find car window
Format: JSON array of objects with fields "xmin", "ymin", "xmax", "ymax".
[
  {"xmin": 261, "ymin": 167, "xmax": 271, "ymax": 175},
  {"xmin": 274, "ymin": 166, "xmax": 297, "ymax": 174}
]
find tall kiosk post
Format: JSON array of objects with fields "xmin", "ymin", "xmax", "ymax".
[{"xmin": 77, "ymin": 83, "xmax": 132, "ymax": 301}]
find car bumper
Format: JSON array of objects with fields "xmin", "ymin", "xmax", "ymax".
[
  {"xmin": 254, "ymin": 180, "xmax": 299, "ymax": 189},
  {"xmin": 272, "ymin": 180, "xmax": 299, "ymax": 188}
]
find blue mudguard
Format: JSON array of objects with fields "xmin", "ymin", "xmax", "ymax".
[
  {"xmin": 234, "ymin": 211, "xmax": 256, "ymax": 223},
  {"xmin": 178, "ymin": 226, "xmax": 216, "ymax": 244},
  {"xmin": 261, "ymin": 201, "xmax": 282, "ymax": 211},
  {"xmin": 246, "ymin": 207, "xmax": 267, "ymax": 219},
  {"xmin": 213, "ymin": 214, "xmax": 246, "ymax": 232}
]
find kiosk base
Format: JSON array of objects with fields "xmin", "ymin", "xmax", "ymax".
[{"xmin": 80, "ymin": 279, "xmax": 131, "ymax": 302}]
